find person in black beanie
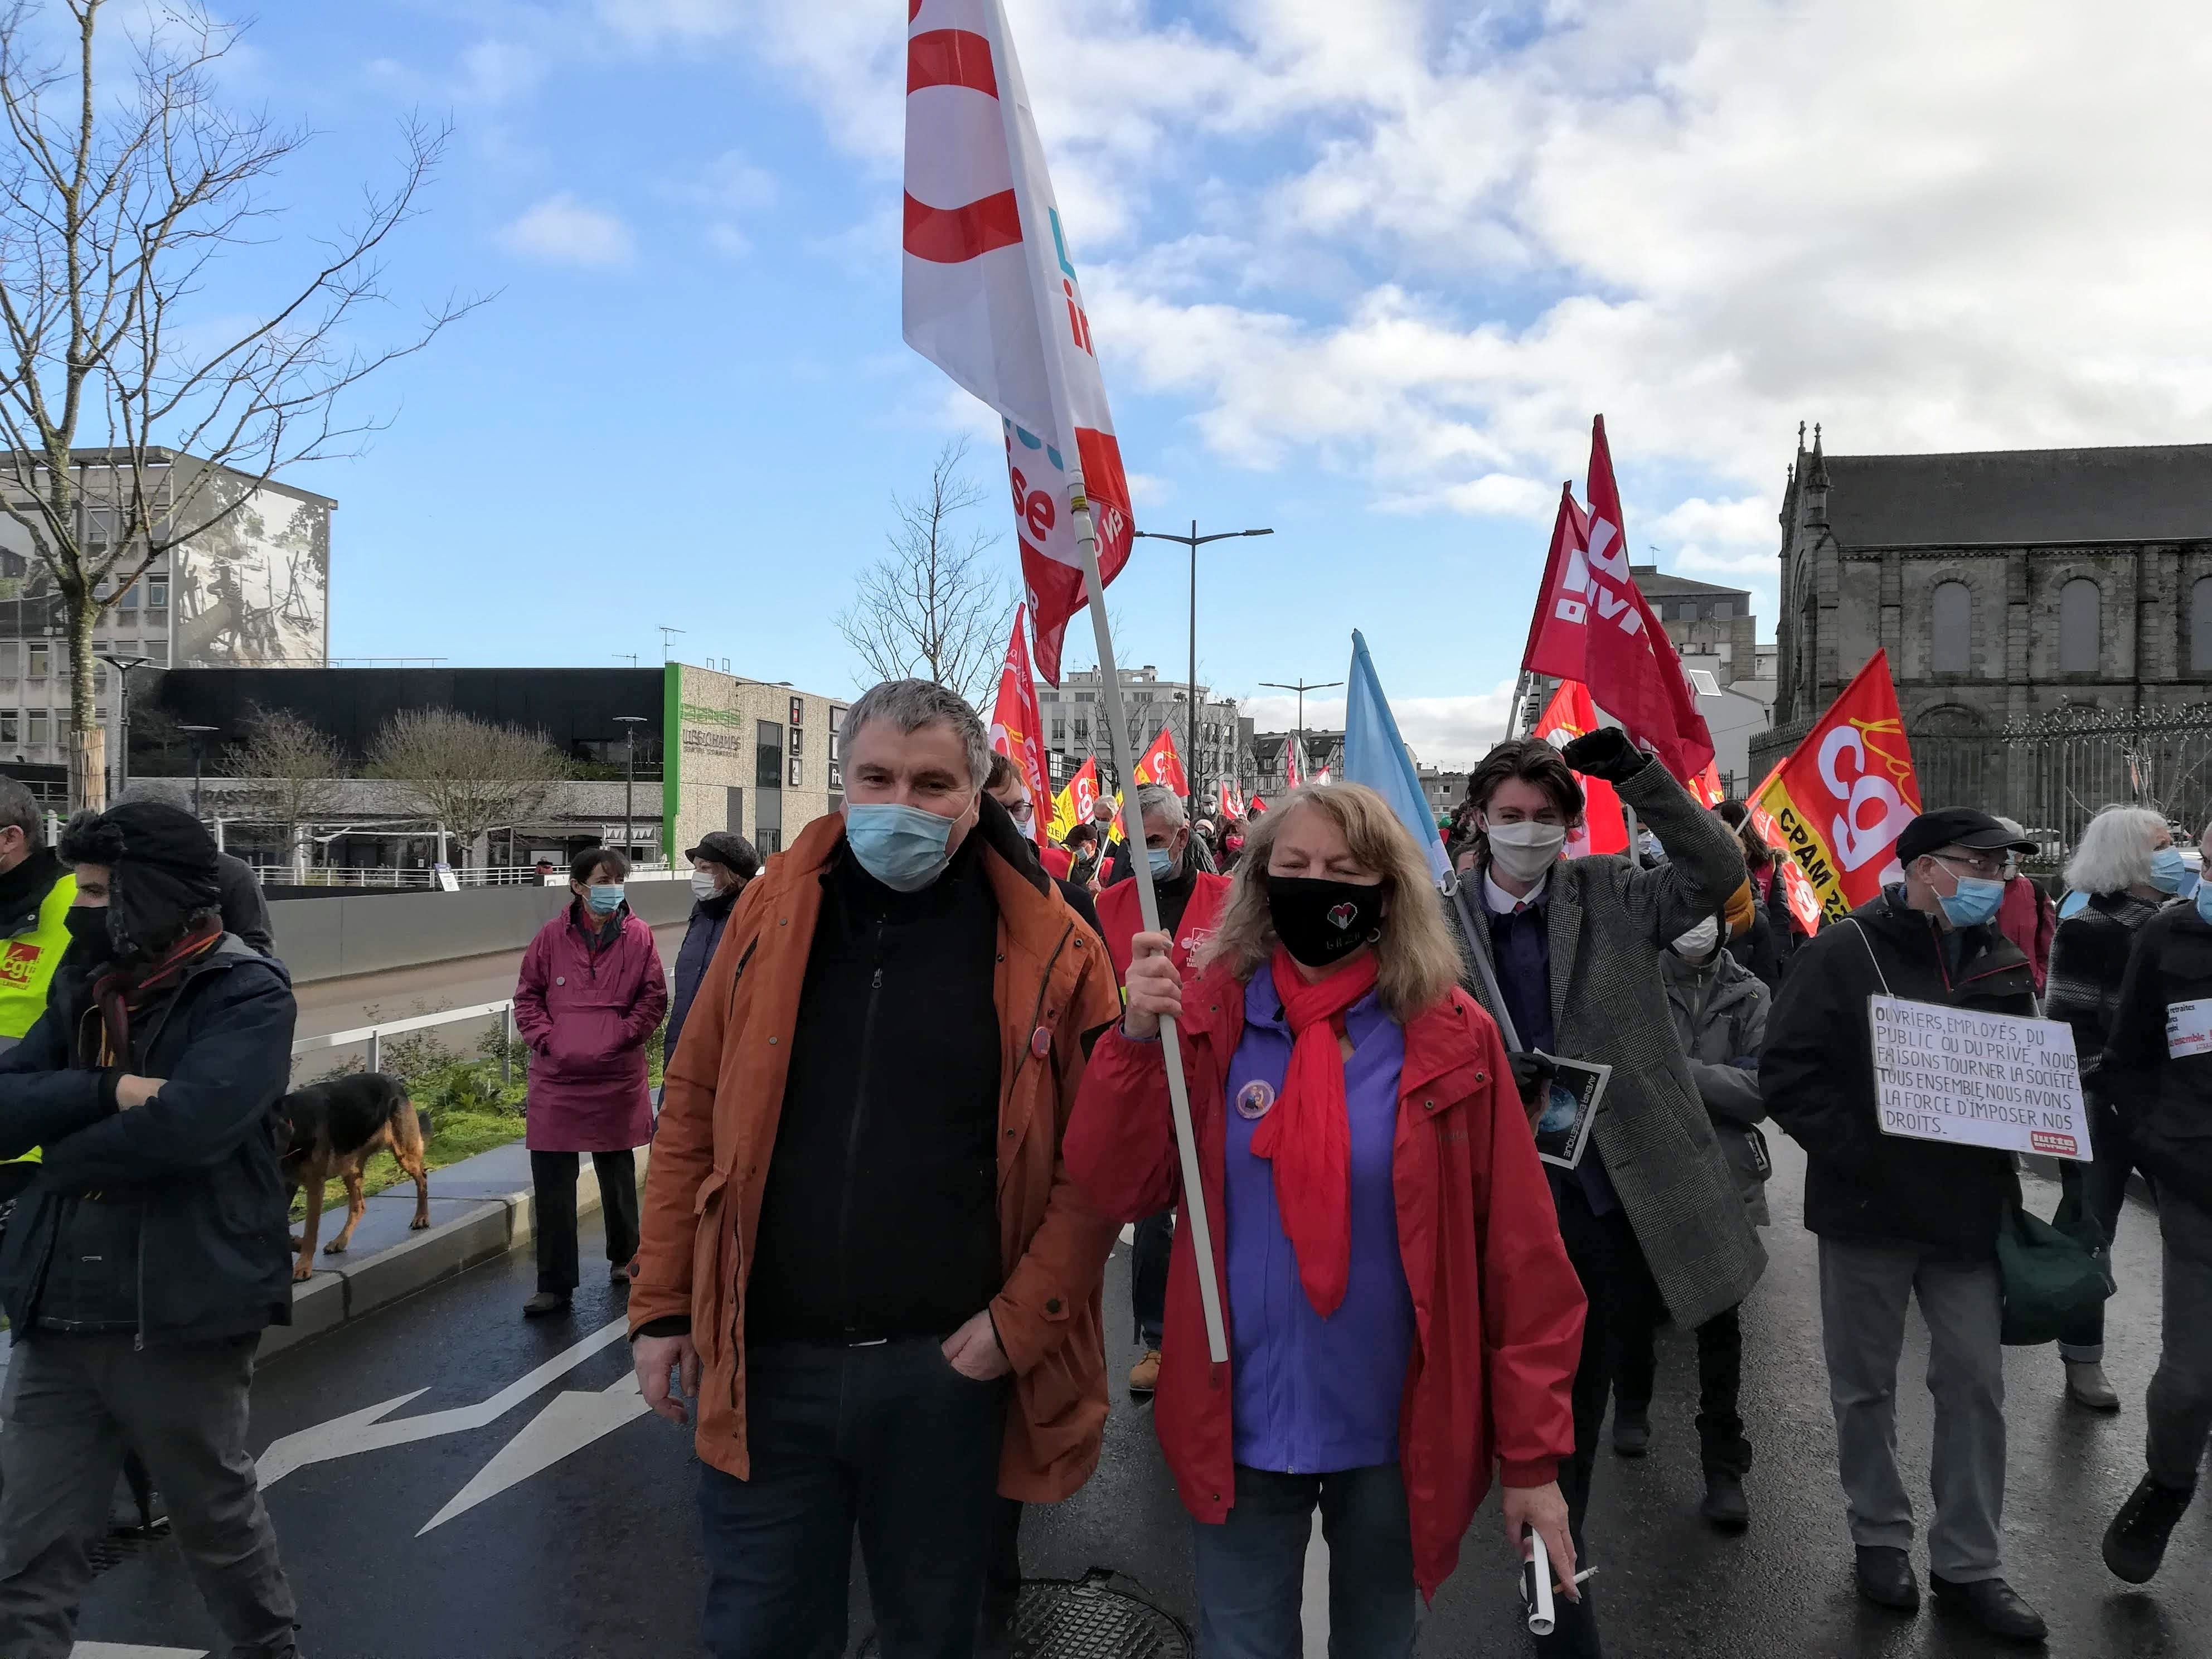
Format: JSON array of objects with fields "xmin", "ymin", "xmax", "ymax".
[{"xmin": 0, "ymin": 801, "xmax": 302, "ymax": 1659}]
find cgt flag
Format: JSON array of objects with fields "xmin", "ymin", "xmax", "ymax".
[
  {"xmin": 1133, "ymin": 725, "xmax": 1189, "ymax": 797},
  {"xmin": 1752, "ymin": 649, "xmax": 1923, "ymax": 929},
  {"xmin": 1049, "ymin": 756, "xmax": 1098, "ymax": 845},
  {"xmin": 987, "ymin": 604, "xmax": 1051, "ymax": 847},
  {"xmin": 1522, "ymin": 425, "xmax": 1716, "ymax": 783},
  {"xmin": 902, "ymin": 0, "xmax": 1134, "ymax": 685},
  {"xmin": 1531, "ymin": 680, "xmax": 1629, "ymax": 858}
]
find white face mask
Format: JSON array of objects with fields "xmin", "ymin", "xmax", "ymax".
[
  {"xmin": 1671, "ymin": 917, "xmax": 1721, "ymax": 958},
  {"xmin": 1485, "ymin": 819, "xmax": 1568, "ymax": 882},
  {"xmin": 690, "ymin": 867, "xmax": 722, "ymax": 901}
]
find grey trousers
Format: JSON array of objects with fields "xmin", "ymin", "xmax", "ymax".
[
  {"xmin": 1817, "ymin": 1238, "xmax": 2006, "ymax": 1581},
  {"xmin": 0, "ymin": 1333, "xmax": 298, "ymax": 1659},
  {"xmin": 2148, "ymin": 1190, "xmax": 2212, "ymax": 1491}
]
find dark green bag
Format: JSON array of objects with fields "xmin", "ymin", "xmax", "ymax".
[{"xmin": 1997, "ymin": 1190, "xmax": 2116, "ymax": 1347}]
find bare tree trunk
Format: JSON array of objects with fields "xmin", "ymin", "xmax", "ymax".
[{"xmin": 67, "ymin": 593, "xmax": 100, "ymax": 809}]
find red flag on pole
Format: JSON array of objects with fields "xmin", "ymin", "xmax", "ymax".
[
  {"xmin": 1752, "ymin": 650, "xmax": 1923, "ymax": 929},
  {"xmin": 987, "ymin": 604, "xmax": 1051, "ymax": 847},
  {"xmin": 1133, "ymin": 725, "xmax": 1189, "ymax": 797},
  {"xmin": 1531, "ymin": 680, "xmax": 1629, "ymax": 857},
  {"xmin": 1522, "ymin": 422, "xmax": 1716, "ymax": 783}
]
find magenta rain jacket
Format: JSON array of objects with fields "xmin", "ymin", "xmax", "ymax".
[{"xmin": 513, "ymin": 903, "xmax": 668, "ymax": 1152}]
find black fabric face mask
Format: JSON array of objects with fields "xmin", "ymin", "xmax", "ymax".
[
  {"xmin": 1263, "ymin": 872, "xmax": 1386, "ymax": 968},
  {"xmin": 64, "ymin": 904, "xmax": 115, "ymax": 962}
]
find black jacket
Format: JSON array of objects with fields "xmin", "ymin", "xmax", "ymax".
[
  {"xmin": 1762, "ymin": 888, "xmax": 2035, "ymax": 1257},
  {"xmin": 217, "ymin": 852, "xmax": 276, "ymax": 957},
  {"xmin": 665, "ymin": 889, "xmax": 738, "ymax": 1065},
  {"xmin": 2101, "ymin": 901, "xmax": 2212, "ymax": 1212},
  {"xmin": 0, "ymin": 937, "xmax": 298, "ymax": 1342}
]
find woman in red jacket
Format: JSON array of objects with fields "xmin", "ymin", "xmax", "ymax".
[
  {"xmin": 1066, "ymin": 783, "xmax": 1585, "ymax": 1655},
  {"xmin": 513, "ymin": 846, "xmax": 668, "ymax": 1318}
]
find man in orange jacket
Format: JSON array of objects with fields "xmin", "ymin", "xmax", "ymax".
[{"xmin": 629, "ymin": 680, "xmax": 1123, "ymax": 1659}]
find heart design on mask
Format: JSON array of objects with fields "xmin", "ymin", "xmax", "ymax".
[{"xmin": 1328, "ymin": 901, "xmax": 1357, "ymax": 930}]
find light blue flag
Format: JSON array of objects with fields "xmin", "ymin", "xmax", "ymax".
[{"xmin": 1341, "ymin": 630, "xmax": 1452, "ymax": 887}]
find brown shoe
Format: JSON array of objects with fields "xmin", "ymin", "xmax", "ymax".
[{"xmin": 1128, "ymin": 1348, "xmax": 1162, "ymax": 1395}]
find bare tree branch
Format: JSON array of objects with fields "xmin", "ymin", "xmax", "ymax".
[
  {"xmin": 835, "ymin": 435, "xmax": 1014, "ymax": 710},
  {"xmin": 221, "ymin": 705, "xmax": 346, "ymax": 872},
  {"xmin": 365, "ymin": 709, "xmax": 568, "ymax": 869},
  {"xmin": 0, "ymin": 1, "xmax": 487, "ymax": 807}
]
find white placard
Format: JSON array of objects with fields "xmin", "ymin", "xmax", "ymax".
[
  {"xmin": 2167, "ymin": 998, "xmax": 2212, "ymax": 1060},
  {"xmin": 1867, "ymin": 995, "xmax": 2090, "ymax": 1161}
]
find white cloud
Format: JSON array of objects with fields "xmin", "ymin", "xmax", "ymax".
[
  {"xmin": 499, "ymin": 193, "xmax": 636, "ymax": 268},
  {"xmin": 663, "ymin": 150, "xmax": 778, "ymax": 258},
  {"xmin": 1240, "ymin": 680, "xmax": 1519, "ymax": 770}
]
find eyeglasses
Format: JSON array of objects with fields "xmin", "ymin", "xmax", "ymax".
[{"xmin": 1930, "ymin": 851, "xmax": 2007, "ymax": 881}]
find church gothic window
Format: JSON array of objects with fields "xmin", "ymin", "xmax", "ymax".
[
  {"xmin": 1932, "ymin": 581, "xmax": 1972, "ymax": 673},
  {"xmin": 2059, "ymin": 578, "xmax": 2101, "ymax": 673},
  {"xmin": 2192, "ymin": 575, "xmax": 2212, "ymax": 672}
]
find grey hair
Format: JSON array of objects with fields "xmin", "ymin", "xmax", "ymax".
[
  {"xmin": 843, "ymin": 679, "xmax": 990, "ymax": 788},
  {"xmin": 0, "ymin": 779, "xmax": 43, "ymax": 848},
  {"xmin": 2063, "ymin": 804, "xmax": 2167, "ymax": 896},
  {"xmin": 1134, "ymin": 782, "xmax": 1185, "ymax": 829}
]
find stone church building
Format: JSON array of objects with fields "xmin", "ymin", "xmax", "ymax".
[{"xmin": 1756, "ymin": 431, "xmax": 2212, "ymax": 783}]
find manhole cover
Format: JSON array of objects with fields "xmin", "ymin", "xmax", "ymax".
[{"xmin": 858, "ymin": 1574, "xmax": 1190, "ymax": 1659}]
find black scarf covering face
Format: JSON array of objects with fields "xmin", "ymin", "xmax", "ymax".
[{"xmin": 59, "ymin": 802, "xmax": 224, "ymax": 963}]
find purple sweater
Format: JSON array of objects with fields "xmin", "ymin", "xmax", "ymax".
[{"xmin": 1224, "ymin": 971, "xmax": 1414, "ymax": 1474}]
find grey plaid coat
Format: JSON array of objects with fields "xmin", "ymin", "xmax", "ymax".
[{"xmin": 1458, "ymin": 761, "xmax": 1767, "ymax": 1330}]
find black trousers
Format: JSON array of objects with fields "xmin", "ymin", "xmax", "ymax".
[
  {"xmin": 1131, "ymin": 1209, "xmax": 1173, "ymax": 1348},
  {"xmin": 1614, "ymin": 1280, "xmax": 1750, "ymax": 1474},
  {"xmin": 530, "ymin": 1149, "xmax": 639, "ymax": 1295}
]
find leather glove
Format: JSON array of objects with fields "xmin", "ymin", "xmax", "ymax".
[
  {"xmin": 1560, "ymin": 727, "xmax": 1652, "ymax": 785},
  {"xmin": 1507, "ymin": 1050, "xmax": 1558, "ymax": 1110}
]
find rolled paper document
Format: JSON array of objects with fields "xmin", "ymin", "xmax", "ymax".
[{"xmin": 1523, "ymin": 1526, "xmax": 1555, "ymax": 1637}]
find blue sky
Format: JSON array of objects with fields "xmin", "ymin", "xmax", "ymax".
[{"xmin": 161, "ymin": 1, "xmax": 2209, "ymax": 763}]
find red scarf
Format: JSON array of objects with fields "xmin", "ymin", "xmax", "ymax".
[
  {"xmin": 1249, "ymin": 945, "xmax": 1382, "ymax": 1318},
  {"xmin": 89, "ymin": 918, "xmax": 224, "ymax": 1066}
]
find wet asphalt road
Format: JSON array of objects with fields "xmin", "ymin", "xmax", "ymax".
[{"xmin": 70, "ymin": 1135, "xmax": 2209, "ymax": 1658}]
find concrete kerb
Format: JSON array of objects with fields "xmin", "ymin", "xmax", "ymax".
[{"xmin": 257, "ymin": 1137, "xmax": 652, "ymax": 1359}]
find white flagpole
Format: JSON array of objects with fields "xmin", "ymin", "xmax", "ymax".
[{"xmin": 1068, "ymin": 484, "xmax": 1230, "ymax": 1366}]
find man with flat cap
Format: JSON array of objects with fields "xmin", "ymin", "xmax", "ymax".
[{"xmin": 1762, "ymin": 808, "xmax": 2048, "ymax": 1646}]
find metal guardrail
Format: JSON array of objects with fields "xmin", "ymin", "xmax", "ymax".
[{"xmin": 291, "ymin": 998, "xmax": 517, "ymax": 1081}]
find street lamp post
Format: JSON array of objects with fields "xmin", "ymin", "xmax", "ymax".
[
  {"xmin": 1131, "ymin": 521, "xmax": 1272, "ymax": 822},
  {"xmin": 614, "ymin": 715, "xmax": 648, "ymax": 860},
  {"xmin": 177, "ymin": 722, "xmax": 218, "ymax": 822},
  {"xmin": 95, "ymin": 653, "xmax": 153, "ymax": 802},
  {"xmin": 1259, "ymin": 676, "xmax": 1343, "ymax": 793}
]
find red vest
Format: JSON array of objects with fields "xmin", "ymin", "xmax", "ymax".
[{"xmin": 1094, "ymin": 870, "xmax": 1233, "ymax": 989}]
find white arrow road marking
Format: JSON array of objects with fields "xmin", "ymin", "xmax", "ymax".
[
  {"xmin": 417, "ymin": 1370, "xmax": 651, "ymax": 1534},
  {"xmin": 256, "ymin": 1317, "xmax": 633, "ymax": 1489},
  {"xmin": 70, "ymin": 1645, "xmax": 209, "ymax": 1657}
]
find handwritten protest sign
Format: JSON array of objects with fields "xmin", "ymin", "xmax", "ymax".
[{"xmin": 1868, "ymin": 996, "xmax": 2089, "ymax": 1160}]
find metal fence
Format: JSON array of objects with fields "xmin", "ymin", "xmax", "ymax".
[
  {"xmin": 1913, "ymin": 704, "xmax": 2212, "ymax": 866},
  {"xmin": 291, "ymin": 998, "xmax": 517, "ymax": 1080}
]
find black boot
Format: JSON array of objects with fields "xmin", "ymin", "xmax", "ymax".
[
  {"xmin": 1700, "ymin": 1466, "xmax": 1749, "ymax": 1531},
  {"xmin": 1611, "ymin": 1405, "xmax": 1650, "ymax": 1458},
  {"xmin": 1928, "ymin": 1575, "xmax": 2047, "ymax": 1645},
  {"xmin": 1854, "ymin": 1545, "xmax": 1919, "ymax": 1612},
  {"xmin": 2103, "ymin": 1473, "xmax": 2194, "ymax": 1585}
]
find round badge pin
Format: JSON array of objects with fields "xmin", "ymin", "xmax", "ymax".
[{"xmin": 1235, "ymin": 1080, "xmax": 1276, "ymax": 1120}]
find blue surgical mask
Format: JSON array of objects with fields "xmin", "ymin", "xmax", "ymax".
[
  {"xmin": 2198, "ymin": 876, "xmax": 2212, "ymax": 926},
  {"xmin": 845, "ymin": 801, "xmax": 960, "ymax": 892},
  {"xmin": 1148, "ymin": 846, "xmax": 1177, "ymax": 880},
  {"xmin": 2150, "ymin": 846, "xmax": 2196, "ymax": 897},
  {"xmin": 586, "ymin": 883, "xmax": 625, "ymax": 915},
  {"xmin": 1937, "ymin": 874, "xmax": 2005, "ymax": 929}
]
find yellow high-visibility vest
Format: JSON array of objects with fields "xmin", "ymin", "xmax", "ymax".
[{"xmin": 0, "ymin": 870, "xmax": 77, "ymax": 1167}]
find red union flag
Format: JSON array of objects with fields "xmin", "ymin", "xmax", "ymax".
[
  {"xmin": 1752, "ymin": 649, "xmax": 1923, "ymax": 929},
  {"xmin": 1522, "ymin": 422, "xmax": 1716, "ymax": 783},
  {"xmin": 1133, "ymin": 725, "xmax": 1188, "ymax": 798},
  {"xmin": 1531, "ymin": 680, "xmax": 1629, "ymax": 858},
  {"xmin": 987, "ymin": 605, "xmax": 1051, "ymax": 846},
  {"xmin": 903, "ymin": 0, "xmax": 1134, "ymax": 685}
]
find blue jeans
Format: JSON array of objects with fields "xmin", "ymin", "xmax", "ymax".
[
  {"xmin": 1189, "ymin": 1463, "xmax": 1416, "ymax": 1659},
  {"xmin": 696, "ymin": 1337, "xmax": 1008, "ymax": 1659}
]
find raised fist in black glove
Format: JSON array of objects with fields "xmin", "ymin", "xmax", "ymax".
[
  {"xmin": 1507, "ymin": 1050, "xmax": 1558, "ymax": 1113},
  {"xmin": 1560, "ymin": 726, "xmax": 1651, "ymax": 785}
]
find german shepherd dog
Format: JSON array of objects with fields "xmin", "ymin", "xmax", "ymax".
[{"xmin": 277, "ymin": 1073, "xmax": 433, "ymax": 1282}]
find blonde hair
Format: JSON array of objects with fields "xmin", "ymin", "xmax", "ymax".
[{"xmin": 1199, "ymin": 782, "xmax": 1463, "ymax": 1021}]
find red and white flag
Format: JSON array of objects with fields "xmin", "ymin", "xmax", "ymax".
[
  {"xmin": 903, "ymin": 0, "xmax": 1134, "ymax": 685},
  {"xmin": 1217, "ymin": 779, "xmax": 1244, "ymax": 818},
  {"xmin": 1133, "ymin": 725, "xmax": 1189, "ymax": 798},
  {"xmin": 1531, "ymin": 680, "xmax": 1629, "ymax": 858},
  {"xmin": 1522, "ymin": 421, "xmax": 1716, "ymax": 784},
  {"xmin": 1284, "ymin": 735, "xmax": 1305, "ymax": 790},
  {"xmin": 987, "ymin": 604, "xmax": 1051, "ymax": 846}
]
